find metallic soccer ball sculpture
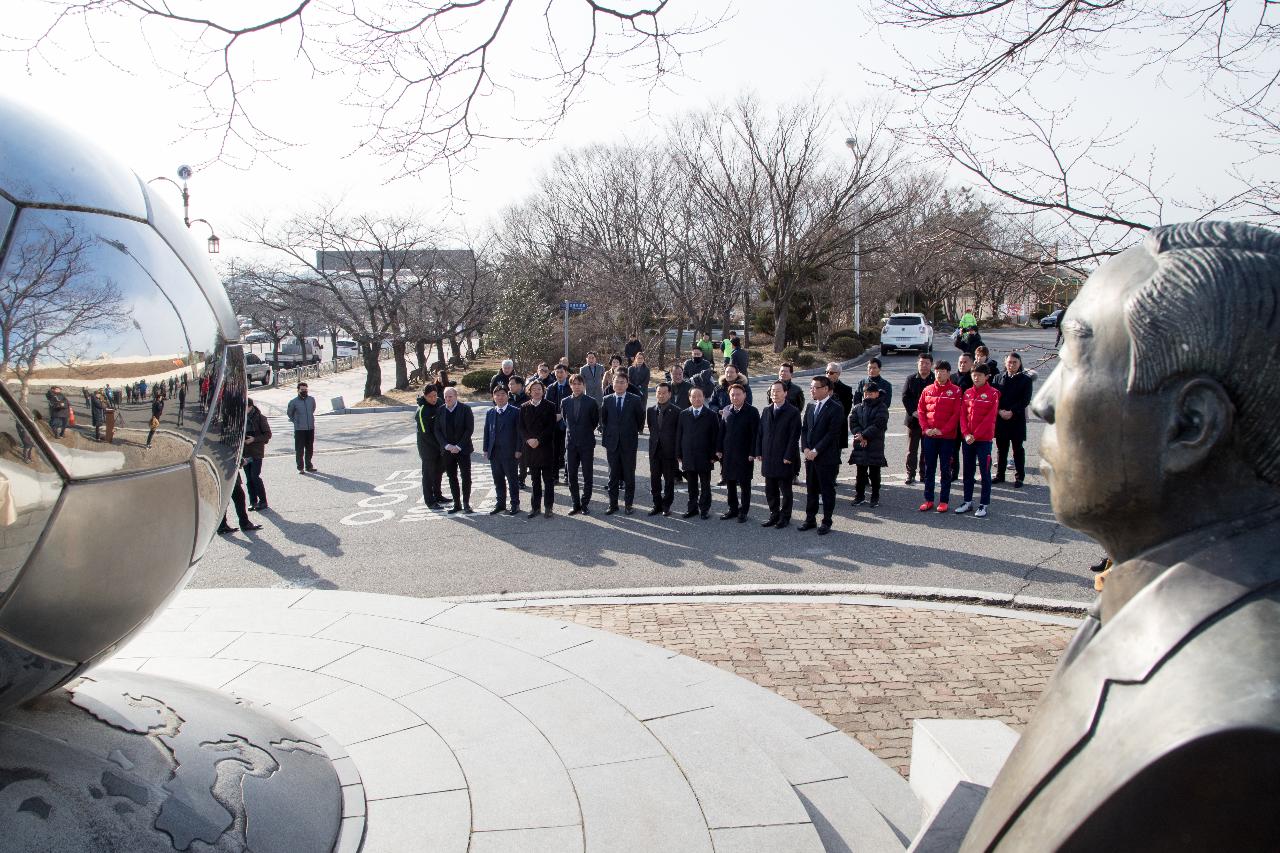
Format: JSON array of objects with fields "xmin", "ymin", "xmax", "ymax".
[{"xmin": 0, "ymin": 98, "xmax": 341, "ymax": 851}]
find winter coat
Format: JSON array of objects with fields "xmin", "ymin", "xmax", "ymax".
[
  {"xmin": 244, "ymin": 406, "xmax": 272, "ymax": 459},
  {"xmin": 287, "ymin": 394, "xmax": 316, "ymax": 431},
  {"xmin": 682, "ymin": 355, "xmax": 712, "ymax": 378},
  {"xmin": 646, "ymin": 402, "xmax": 680, "ymax": 461},
  {"xmin": 691, "ymin": 368, "xmax": 717, "ymax": 402},
  {"xmin": 992, "ymin": 370, "xmax": 1035, "ymax": 442},
  {"xmin": 45, "ymin": 389, "xmax": 69, "ymax": 420},
  {"xmin": 730, "ymin": 346, "xmax": 749, "ymax": 376},
  {"xmin": 709, "ymin": 379, "xmax": 752, "ymax": 413},
  {"xmin": 91, "ymin": 396, "xmax": 106, "ymax": 427},
  {"xmin": 961, "ymin": 383, "xmax": 1001, "ymax": 442},
  {"xmin": 517, "ymin": 398, "xmax": 557, "ymax": 468},
  {"xmin": 415, "ymin": 399, "xmax": 442, "ymax": 453},
  {"xmin": 954, "ymin": 328, "xmax": 985, "ymax": 355},
  {"xmin": 781, "ymin": 380, "xmax": 805, "ymax": 412},
  {"xmin": 831, "ymin": 380, "xmax": 854, "ymax": 449},
  {"xmin": 853, "ymin": 376, "xmax": 892, "ymax": 407},
  {"xmin": 917, "ymin": 380, "xmax": 963, "ymax": 439},
  {"xmin": 848, "ymin": 397, "xmax": 889, "ymax": 468},
  {"xmin": 901, "ymin": 371, "xmax": 933, "ymax": 427},
  {"xmin": 627, "ymin": 364, "xmax": 651, "ymax": 396},
  {"xmin": 755, "ymin": 403, "xmax": 801, "ymax": 479},
  {"xmin": 717, "ymin": 404, "xmax": 759, "ymax": 482},
  {"xmin": 676, "ymin": 406, "xmax": 719, "ymax": 473}
]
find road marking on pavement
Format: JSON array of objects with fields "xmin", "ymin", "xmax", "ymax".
[{"xmin": 339, "ymin": 466, "xmax": 500, "ymax": 525}]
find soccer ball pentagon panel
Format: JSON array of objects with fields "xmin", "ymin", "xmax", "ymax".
[{"xmin": 0, "ymin": 96, "xmax": 245, "ymax": 713}]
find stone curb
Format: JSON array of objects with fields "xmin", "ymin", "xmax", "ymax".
[{"xmin": 441, "ymin": 583, "xmax": 1089, "ymax": 624}]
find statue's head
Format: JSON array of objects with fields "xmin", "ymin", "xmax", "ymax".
[{"xmin": 1034, "ymin": 222, "xmax": 1280, "ymax": 559}]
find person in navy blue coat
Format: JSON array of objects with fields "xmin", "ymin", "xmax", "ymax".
[
  {"xmin": 599, "ymin": 372, "xmax": 646, "ymax": 514},
  {"xmin": 483, "ymin": 385, "xmax": 522, "ymax": 515},
  {"xmin": 717, "ymin": 384, "xmax": 759, "ymax": 522},
  {"xmin": 646, "ymin": 382, "xmax": 682, "ymax": 515},
  {"xmin": 799, "ymin": 375, "xmax": 845, "ymax": 534},
  {"xmin": 755, "ymin": 381, "xmax": 802, "ymax": 528},
  {"xmin": 677, "ymin": 386, "xmax": 720, "ymax": 519},
  {"xmin": 559, "ymin": 374, "xmax": 600, "ymax": 515}
]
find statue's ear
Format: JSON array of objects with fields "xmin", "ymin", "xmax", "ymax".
[{"xmin": 1165, "ymin": 378, "xmax": 1234, "ymax": 474}]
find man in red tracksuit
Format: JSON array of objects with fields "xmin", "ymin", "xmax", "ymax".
[
  {"xmin": 917, "ymin": 360, "xmax": 964, "ymax": 512},
  {"xmin": 955, "ymin": 364, "xmax": 1000, "ymax": 518}
]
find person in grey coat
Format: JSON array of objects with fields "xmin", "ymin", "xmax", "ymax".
[
  {"xmin": 286, "ymin": 382, "xmax": 318, "ymax": 472},
  {"xmin": 848, "ymin": 383, "xmax": 889, "ymax": 508},
  {"xmin": 755, "ymin": 381, "xmax": 802, "ymax": 529},
  {"xmin": 579, "ymin": 352, "xmax": 605, "ymax": 403}
]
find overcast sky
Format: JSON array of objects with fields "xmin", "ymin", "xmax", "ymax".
[{"xmin": 3, "ymin": 1, "xmax": 1263, "ymax": 262}]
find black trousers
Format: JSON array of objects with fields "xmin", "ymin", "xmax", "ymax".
[
  {"xmin": 529, "ymin": 464, "xmax": 555, "ymax": 511},
  {"xmin": 418, "ymin": 436, "xmax": 443, "ymax": 503},
  {"xmin": 650, "ymin": 455, "xmax": 678, "ymax": 509},
  {"xmin": 294, "ymin": 429, "xmax": 315, "ymax": 470},
  {"xmin": 905, "ymin": 416, "xmax": 922, "ymax": 478},
  {"xmin": 244, "ymin": 457, "xmax": 267, "ymax": 507},
  {"xmin": 949, "ymin": 437, "xmax": 963, "ymax": 481},
  {"xmin": 726, "ymin": 476, "xmax": 752, "ymax": 517},
  {"xmin": 606, "ymin": 446, "xmax": 637, "ymax": 507},
  {"xmin": 491, "ymin": 454, "xmax": 520, "ymax": 509},
  {"xmin": 765, "ymin": 476, "xmax": 794, "ymax": 522},
  {"xmin": 685, "ymin": 469, "xmax": 712, "ymax": 514},
  {"xmin": 855, "ymin": 465, "xmax": 882, "ymax": 500},
  {"xmin": 554, "ymin": 429, "xmax": 566, "ymax": 475},
  {"xmin": 230, "ymin": 473, "xmax": 250, "ymax": 527},
  {"xmin": 996, "ymin": 434, "xmax": 1026, "ymax": 481},
  {"xmin": 804, "ymin": 461, "xmax": 838, "ymax": 523},
  {"xmin": 443, "ymin": 450, "xmax": 471, "ymax": 507},
  {"xmin": 566, "ymin": 443, "xmax": 594, "ymax": 508}
]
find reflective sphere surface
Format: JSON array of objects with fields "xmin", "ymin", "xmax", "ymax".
[{"xmin": 0, "ymin": 96, "xmax": 243, "ymax": 712}]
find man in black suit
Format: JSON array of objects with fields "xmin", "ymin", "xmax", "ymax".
[
  {"xmin": 599, "ymin": 372, "xmax": 645, "ymax": 514},
  {"xmin": 667, "ymin": 364, "xmax": 693, "ymax": 410},
  {"xmin": 799, "ymin": 375, "xmax": 845, "ymax": 535},
  {"xmin": 778, "ymin": 362, "xmax": 806, "ymax": 410},
  {"xmin": 677, "ymin": 386, "xmax": 719, "ymax": 519},
  {"xmin": 826, "ymin": 362, "xmax": 854, "ymax": 455},
  {"xmin": 682, "ymin": 347, "xmax": 711, "ymax": 379},
  {"xmin": 756, "ymin": 380, "xmax": 802, "ymax": 528},
  {"xmin": 560, "ymin": 374, "xmax": 600, "ymax": 515},
  {"xmin": 483, "ymin": 386, "xmax": 522, "ymax": 516},
  {"xmin": 718, "ymin": 383, "xmax": 759, "ymax": 522},
  {"xmin": 435, "ymin": 387, "xmax": 474, "ymax": 513},
  {"xmin": 545, "ymin": 363, "xmax": 573, "ymax": 482},
  {"xmin": 646, "ymin": 382, "xmax": 681, "ymax": 515}
]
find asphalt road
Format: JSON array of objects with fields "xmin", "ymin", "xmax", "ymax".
[{"xmin": 192, "ymin": 328, "xmax": 1100, "ymax": 602}]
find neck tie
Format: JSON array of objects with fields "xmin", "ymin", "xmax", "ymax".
[
  {"xmin": 694, "ymin": 408, "xmax": 700, "ymax": 418},
  {"xmin": 617, "ymin": 397, "xmax": 622, "ymax": 413}
]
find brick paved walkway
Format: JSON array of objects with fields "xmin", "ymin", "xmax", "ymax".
[{"xmin": 520, "ymin": 602, "xmax": 1075, "ymax": 776}]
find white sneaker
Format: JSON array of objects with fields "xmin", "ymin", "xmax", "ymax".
[
  {"xmin": 954, "ymin": 501, "xmax": 973, "ymax": 514},
  {"xmin": 975, "ymin": 505, "xmax": 988, "ymax": 518}
]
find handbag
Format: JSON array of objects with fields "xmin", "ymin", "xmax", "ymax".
[{"xmin": 150, "ymin": 415, "xmax": 160, "ymax": 429}]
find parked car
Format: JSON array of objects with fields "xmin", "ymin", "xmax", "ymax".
[
  {"xmin": 271, "ymin": 336, "xmax": 324, "ymax": 368},
  {"xmin": 243, "ymin": 330, "xmax": 271, "ymax": 344},
  {"xmin": 880, "ymin": 313, "xmax": 934, "ymax": 356},
  {"xmin": 335, "ymin": 339, "xmax": 359, "ymax": 359},
  {"xmin": 244, "ymin": 352, "xmax": 273, "ymax": 386},
  {"xmin": 1040, "ymin": 308, "xmax": 1065, "ymax": 328}
]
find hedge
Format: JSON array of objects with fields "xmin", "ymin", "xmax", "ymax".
[
  {"xmin": 829, "ymin": 337, "xmax": 865, "ymax": 359},
  {"xmin": 460, "ymin": 369, "xmax": 491, "ymax": 392},
  {"xmin": 780, "ymin": 345, "xmax": 801, "ymax": 362},
  {"xmin": 794, "ymin": 351, "xmax": 817, "ymax": 368}
]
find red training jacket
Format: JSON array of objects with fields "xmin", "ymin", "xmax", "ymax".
[
  {"xmin": 961, "ymin": 383, "xmax": 1001, "ymax": 442},
  {"xmin": 918, "ymin": 380, "xmax": 963, "ymax": 438}
]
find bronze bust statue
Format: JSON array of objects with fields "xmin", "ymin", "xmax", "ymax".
[{"xmin": 962, "ymin": 221, "xmax": 1280, "ymax": 851}]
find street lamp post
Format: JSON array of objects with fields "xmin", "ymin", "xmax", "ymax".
[
  {"xmin": 149, "ymin": 165, "xmax": 220, "ymax": 254},
  {"xmin": 844, "ymin": 138, "xmax": 862, "ymax": 332}
]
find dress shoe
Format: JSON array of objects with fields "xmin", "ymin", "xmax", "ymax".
[
  {"xmin": 544, "ymin": 508, "xmax": 553, "ymax": 518},
  {"xmin": 217, "ymin": 524, "xmax": 237, "ymax": 534},
  {"xmin": 662, "ymin": 507, "xmax": 671, "ymax": 516},
  {"xmin": 992, "ymin": 474, "xmax": 1006, "ymax": 484},
  {"xmin": 489, "ymin": 506, "xmax": 505, "ymax": 515},
  {"xmin": 568, "ymin": 506, "xmax": 582, "ymax": 516},
  {"xmin": 624, "ymin": 505, "xmax": 634, "ymax": 515},
  {"xmin": 851, "ymin": 496, "xmax": 865, "ymax": 506},
  {"xmin": 797, "ymin": 520, "xmax": 817, "ymax": 531},
  {"xmin": 580, "ymin": 505, "xmax": 591, "ymax": 516},
  {"xmin": 1013, "ymin": 480, "xmax": 1024, "ymax": 489},
  {"xmin": 720, "ymin": 511, "xmax": 737, "ymax": 520},
  {"xmin": 507, "ymin": 507, "xmax": 520, "ymax": 516},
  {"xmin": 306, "ymin": 466, "xmax": 318, "ymax": 472},
  {"xmin": 242, "ymin": 522, "xmax": 263, "ymax": 532},
  {"xmin": 774, "ymin": 518, "xmax": 790, "ymax": 530},
  {"xmin": 869, "ymin": 498, "xmax": 880, "ymax": 509},
  {"xmin": 528, "ymin": 509, "xmax": 539, "ymax": 519},
  {"xmin": 682, "ymin": 509, "xmax": 698, "ymax": 519},
  {"xmin": 448, "ymin": 504, "xmax": 463, "ymax": 514},
  {"xmin": 737, "ymin": 515, "xmax": 747, "ymax": 523},
  {"xmin": 606, "ymin": 505, "xmax": 618, "ymax": 515},
  {"xmin": 463, "ymin": 504, "xmax": 473, "ymax": 514},
  {"xmin": 761, "ymin": 516, "xmax": 779, "ymax": 528},
  {"xmin": 817, "ymin": 522, "xmax": 832, "ymax": 535},
  {"xmin": 905, "ymin": 476, "xmax": 916, "ymax": 485},
  {"xmin": 648, "ymin": 506, "xmax": 663, "ymax": 516},
  {"xmin": 700, "ymin": 510, "xmax": 710, "ymax": 519}
]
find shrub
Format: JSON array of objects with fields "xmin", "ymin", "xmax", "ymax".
[
  {"xmin": 752, "ymin": 307, "xmax": 775, "ymax": 335},
  {"xmin": 860, "ymin": 328, "xmax": 881, "ymax": 346},
  {"xmin": 826, "ymin": 327, "xmax": 857, "ymax": 341},
  {"xmin": 748, "ymin": 349, "xmax": 766, "ymax": 364},
  {"xmin": 829, "ymin": 337, "xmax": 864, "ymax": 360},
  {"xmin": 780, "ymin": 345, "xmax": 801, "ymax": 362},
  {"xmin": 460, "ymin": 369, "xmax": 491, "ymax": 392},
  {"xmin": 794, "ymin": 351, "xmax": 817, "ymax": 368}
]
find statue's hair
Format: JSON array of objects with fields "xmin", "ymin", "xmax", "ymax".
[{"xmin": 1125, "ymin": 222, "xmax": 1280, "ymax": 481}]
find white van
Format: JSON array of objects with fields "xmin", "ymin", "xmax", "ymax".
[{"xmin": 335, "ymin": 339, "xmax": 359, "ymax": 358}]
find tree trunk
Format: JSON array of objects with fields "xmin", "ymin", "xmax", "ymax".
[
  {"xmin": 773, "ymin": 301, "xmax": 790, "ymax": 353},
  {"xmin": 414, "ymin": 340, "xmax": 428, "ymax": 374},
  {"xmin": 465, "ymin": 333, "xmax": 477, "ymax": 360},
  {"xmin": 656, "ymin": 322, "xmax": 669, "ymax": 371},
  {"xmin": 362, "ymin": 343, "xmax": 382, "ymax": 398},
  {"xmin": 448, "ymin": 333, "xmax": 461, "ymax": 364},
  {"xmin": 392, "ymin": 340, "xmax": 410, "ymax": 390},
  {"xmin": 742, "ymin": 283, "xmax": 752, "ymax": 350},
  {"xmin": 435, "ymin": 337, "xmax": 447, "ymax": 369},
  {"xmin": 674, "ymin": 326, "xmax": 685, "ymax": 359}
]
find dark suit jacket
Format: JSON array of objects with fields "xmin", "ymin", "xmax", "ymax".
[
  {"xmin": 717, "ymin": 404, "xmax": 759, "ymax": 482},
  {"xmin": 435, "ymin": 402, "xmax": 475, "ymax": 454},
  {"xmin": 963, "ymin": 517, "xmax": 1280, "ymax": 852},
  {"xmin": 755, "ymin": 403, "xmax": 801, "ymax": 479},
  {"xmin": 676, "ymin": 407, "xmax": 719, "ymax": 473},
  {"xmin": 517, "ymin": 399, "xmax": 557, "ymax": 468},
  {"xmin": 668, "ymin": 379, "xmax": 693, "ymax": 410},
  {"xmin": 483, "ymin": 404, "xmax": 520, "ymax": 460},
  {"xmin": 560, "ymin": 394, "xmax": 599, "ymax": 449},
  {"xmin": 802, "ymin": 398, "xmax": 845, "ymax": 467},
  {"xmin": 545, "ymin": 380, "xmax": 573, "ymax": 424},
  {"xmin": 646, "ymin": 402, "xmax": 680, "ymax": 461},
  {"xmin": 730, "ymin": 347, "xmax": 749, "ymax": 375},
  {"xmin": 782, "ymin": 380, "xmax": 806, "ymax": 412},
  {"xmin": 599, "ymin": 392, "xmax": 645, "ymax": 453}
]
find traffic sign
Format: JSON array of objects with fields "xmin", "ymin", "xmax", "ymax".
[{"xmin": 565, "ymin": 301, "xmax": 589, "ymax": 311}]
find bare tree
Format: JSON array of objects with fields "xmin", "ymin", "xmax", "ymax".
[
  {"xmin": 0, "ymin": 222, "xmax": 127, "ymax": 402},
  {"xmin": 9, "ymin": 1, "xmax": 723, "ymax": 172}
]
